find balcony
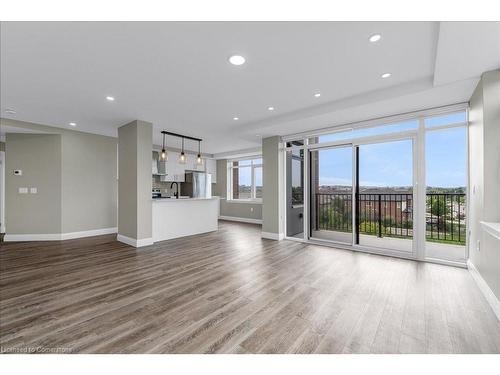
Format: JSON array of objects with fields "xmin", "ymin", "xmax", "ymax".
[{"xmin": 314, "ymin": 192, "xmax": 466, "ymax": 246}]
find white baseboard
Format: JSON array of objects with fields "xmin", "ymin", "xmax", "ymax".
[
  {"xmin": 261, "ymin": 231, "xmax": 285, "ymax": 241},
  {"xmin": 61, "ymin": 227, "xmax": 117, "ymax": 240},
  {"xmin": 219, "ymin": 215, "xmax": 262, "ymax": 225},
  {"xmin": 468, "ymin": 260, "xmax": 500, "ymax": 322},
  {"xmin": 117, "ymin": 234, "xmax": 154, "ymax": 248},
  {"xmin": 4, "ymin": 233, "xmax": 62, "ymax": 241},
  {"xmin": 3, "ymin": 227, "xmax": 118, "ymax": 242}
]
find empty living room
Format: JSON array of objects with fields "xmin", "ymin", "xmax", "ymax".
[{"xmin": 1, "ymin": 1, "xmax": 500, "ymax": 374}]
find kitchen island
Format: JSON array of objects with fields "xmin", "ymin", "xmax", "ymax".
[{"xmin": 152, "ymin": 197, "xmax": 220, "ymax": 242}]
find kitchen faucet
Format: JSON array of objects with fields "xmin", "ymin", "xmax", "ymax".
[{"xmin": 170, "ymin": 182, "xmax": 179, "ymax": 199}]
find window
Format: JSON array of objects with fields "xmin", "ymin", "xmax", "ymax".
[
  {"xmin": 424, "ymin": 112, "xmax": 467, "ymax": 128},
  {"xmin": 309, "ymin": 120, "xmax": 419, "ymax": 144},
  {"xmin": 228, "ymin": 157, "xmax": 263, "ymax": 201}
]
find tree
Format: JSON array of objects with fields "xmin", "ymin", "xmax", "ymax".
[{"xmin": 428, "ymin": 196, "xmax": 450, "ymax": 232}]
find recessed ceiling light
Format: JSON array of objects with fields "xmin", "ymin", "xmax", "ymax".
[
  {"xmin": 314, "ymin": 93, "xmax": 321, "ymax": 98},
  {"xmin": 69, "ymin": 122, "xmax": 77, "ymax": 127},
  {"xmin": 5, "ymin": 109, "xmax": 16, "ymax": 114},
  {"xmin": 268, "ymin": 106, "xmax": 275, "ymax": 111},
  {"xmin": 228, "ymin": 55, "xmax": 246, "ymax": 66},
  {"xmin": 106, "ymin": 96, "xmax": 115, "ymax": 101},
  {"xmin": 369, "ymin": 34, "xmax": 381, "ymax": 42},
  {"xmin": 233, "ymin": 117, "xmax": 239, "ymax": 121},
  {"xmin": 381, "ymin": 73, "xmax": 392, "ymax": 78}
]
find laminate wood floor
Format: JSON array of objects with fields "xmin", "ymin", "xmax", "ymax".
[{"xmin": 1, "ymin": 221, "xmax": 499, "ymax": 354}]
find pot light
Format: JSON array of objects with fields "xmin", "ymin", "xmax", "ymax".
[
  {"xmin": 228, "ymin": 55, "xmax": 246, "ymax": 66},
  {"xmin": 233, "ymin": 117, "xmax": 239, "ymax": 121},
  {"xmin": 369, "ymin": 34, "xmax": 381, "ymax": 42},
  {"xmin": 314, "ymin": 93, "xmax": 321, "ymax": 98},
  {"xmin": 69, "ymin": 122, "xmax": 77, "ymax": 127},
  {"xmin": 106, "ymin": 96, "xmax": 115, "ymax": 101},
  {"xmin": 381, "ymin": 73, "xmax": 392, "ymax": 78},
  {"xmin": 5, "ymin": 109, "xmax": 16, "ymax": 114},
  {"xmin": 268, "ymin": 106, "xmax": 275, "ymax": 111}
]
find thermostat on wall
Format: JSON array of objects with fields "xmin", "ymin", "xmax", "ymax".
[{"xmin": 14, "ymin": 169, "xmax": 23, "ymax": 176}]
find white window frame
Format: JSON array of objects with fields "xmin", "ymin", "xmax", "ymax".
[
  {"xmin": 281, "ymin": 102, "xmax": 469, "ymax": 267},
  {"xmin": 227, "ymin": 157, "xmax": 263, "ymax": 203}
]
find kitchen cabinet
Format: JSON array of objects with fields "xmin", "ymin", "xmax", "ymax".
[
  {"xmin": 154, "ymin": 151, "xmax": 214, "ymax": 183},
  {"xmin": 159, "ymin": 151, "xmax": 185, "ymax": 182},
  {"xmin": 205, "ymin": 158, "xmax": 217, "ymax": 183},
  {"xmin": 152, "ymin": 151, "xmax": 159, "ymax": 175}
]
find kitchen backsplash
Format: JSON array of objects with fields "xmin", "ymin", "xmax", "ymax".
[
  {"xmin": 152, "ymin": 176, "xmax": 181, "ymax": 196},
  {"xmin": 152, "ymin": 176, "xmax": 216, "ymax": 197}
]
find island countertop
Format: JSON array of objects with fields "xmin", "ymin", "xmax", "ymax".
[
  {"xmin": 152, "ymin": 196, "xmax": 220, "ymax": 202},
  {"xmin": 152, "ymin": 196, "xmax": 219, "ymax": 242}
]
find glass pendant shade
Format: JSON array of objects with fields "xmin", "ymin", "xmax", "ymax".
[
  {"xmin": 161, "ymin": 133, "xmax": 168, "ymax": 160},
  {"xmin": 178, "ymin": 137, "xmax": 187, "ymax": 164},
  {"xmin": 196, "ymin": 140, "xmax": 203, "ymax": 165}
]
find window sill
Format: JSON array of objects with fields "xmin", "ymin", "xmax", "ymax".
[{"xmin": 224, "ymin": 199, "xmax": 263, "ymax": 205}]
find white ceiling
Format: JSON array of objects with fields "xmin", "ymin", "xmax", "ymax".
[{"xmin": 1, "ymin": 21, "xmax": 499, "ymax": 154}]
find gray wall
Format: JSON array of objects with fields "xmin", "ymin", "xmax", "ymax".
[
  {"xmin": 468, "ymin": 69, "xmax": 500, "ymax": 301},
  {"xmin": 214, "ymin": 159, "xmax": 262, "ymax": 221},
  {"xmin": 5, "ymin": 134, "xmax": 62, "ymax": 234},
  {"xmin": 118, "ymin": 120, "xmax": 152, "ymax": 240},
  {"xmin": 1, "ymin": 118, "xmax": 118, "ymax": 235},
  {"xmin": 136, "ymin": 121, "xmax": 153, "ymax": 240},
  {"xmin": 61, "ymin": 131, "xmax": 117, "ymax": 233},
  {"xmin": 262, "ymin": 136, "xmax": 283, "ymax": 236}
]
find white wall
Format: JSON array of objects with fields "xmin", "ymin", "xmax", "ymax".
[{"xmin": 468, "ymin": 69, "xmax": 500, "ymax": 307}]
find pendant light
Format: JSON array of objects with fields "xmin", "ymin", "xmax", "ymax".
[
  {"xmin": 160, "ymin": 132, "xmax": 168, "ymax": 161},
  {"xmin": 196, "ymin": 140, "xmax": 203, "ymax": 165},
  {"xmin": 178, "ymin": 137, "xmax": 187, "ymax": 164}
]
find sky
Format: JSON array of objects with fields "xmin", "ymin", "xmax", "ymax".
[
  {"xmin": 242, "ymin": 112, "xmax": 467, "ymax": 189},
  {"xmin": 237, "ymin": 163, "xmax": 262, "ymax": 187},
  {"xmin": 315, "ymin": 114, "xmax": 467, "ymax": 188}
]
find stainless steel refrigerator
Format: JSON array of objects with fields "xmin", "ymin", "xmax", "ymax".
[{"xmin": 182, "ymin": 171, "xmax": 212, "ymax": 198}]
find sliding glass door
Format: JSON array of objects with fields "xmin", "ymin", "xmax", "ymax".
[
  {"xmin": 284, "ymin": 106, "xmax": 468, "ymax": 265},
  {"xmin": 356, "ymin": 139, "xmax": 414, "ymax": 253},
  {"xmin": 309, "ymin": 145, "xmax": 353, "ymax": 244},
  {"xmin": 285, "ymin": 141, "xmax": 305, "ymax": 239},
  {"xmin": 307, "ymin": 137, "xmax": 415, "ymax": 257}
]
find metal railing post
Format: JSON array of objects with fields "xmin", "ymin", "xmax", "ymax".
[{"xmin": 378, "ymin": 195, "xmax": 382, "ymax": 238}]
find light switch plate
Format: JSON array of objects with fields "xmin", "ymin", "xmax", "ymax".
[
  {"xmin": 18, "ymin": 187, "xmax": 28, "ymax": 194},
  {"xmin": 30, "ymin": 187, "xmax": 38, "ymax": 194}
]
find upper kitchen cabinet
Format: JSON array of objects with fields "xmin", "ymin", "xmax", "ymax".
[
  {"xmin": 187, "ymin": 153, "xmax": 206, "ymax": 172},
  {"xmin": 159, "ymin": 151, "xmax": 185, "ymax": 182},
  {"xmin": 205, "ymin": 158, "xmax": 217, "ymax": 183},
  {"xmin": 153, "ymin": 150, "xmax": 214, "ymax": 182},
  {"xmin": 152, "ymin": 151, "xmax": 160, "ymax": 175}
]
